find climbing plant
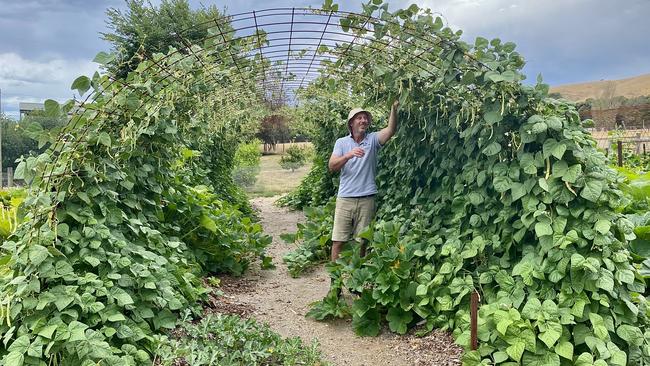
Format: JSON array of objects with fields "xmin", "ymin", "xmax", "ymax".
[
  {"xmin": 0, "ymin": 35, "xmax": 273, "ymax": 364},
  {"xmin": 284, "ymin": 1, "xmax": 650, "ymax": 365}
]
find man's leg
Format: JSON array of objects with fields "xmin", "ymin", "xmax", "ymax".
[
  {"xmin": 330, "ymin": 199, "xmax": 353, "ymax": 296},
  {"xmin": 331, "ymin": 241, "xmax": 344, "ymax": 261},
  {"xmin": 353, "ymin": 196, "xmax": 376, "ymax": 258},
  {"xmin": 331, "ymin": 198, "xmax": 353, "ymax": 261}
]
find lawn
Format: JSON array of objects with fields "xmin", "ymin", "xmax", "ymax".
[{"xmin": 245, "ymin": 154, "xmax": 312, "ymax": 197}]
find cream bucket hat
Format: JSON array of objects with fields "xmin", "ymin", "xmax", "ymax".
[
  {"xmin": 347, "ymin": 108, "xmax": 373, "ymax": 134},
  {"xmin": 347, "ymin": 108, "xmax": 373, "ymax": 124}
]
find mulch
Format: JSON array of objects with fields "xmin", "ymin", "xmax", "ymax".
[
  {"xmin": 392, "ymin": 329, "xmax": 464, "ymax": 366},
  {"xmin": 202, "ymin": 275, "xmax": 259, "ymax": 318}
]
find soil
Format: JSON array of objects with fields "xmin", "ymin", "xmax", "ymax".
[{"xmin": 211, "ymin": 196, "xmax": 463, "ymax": 366}]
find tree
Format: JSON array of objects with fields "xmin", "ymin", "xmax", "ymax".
[
  {"xmin": 102, "ymin": 0, "xmax": 232, "ymax": 78},
  {"xmin": 0, "ymin": 111, "xmax": 67, "ymax": 170},
  {"xmin": 258, "ymin": 114, "xmax": 290, "ymax": 152}
]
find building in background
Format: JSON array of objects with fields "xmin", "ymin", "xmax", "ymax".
[{"xmin": 19, "ymin": 102, "xmax": 44, "ymax": 121}]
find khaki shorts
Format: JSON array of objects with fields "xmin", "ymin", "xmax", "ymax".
[{"xmin": 332, "ymin": 196, "xmax": 376, "ymax": 242}]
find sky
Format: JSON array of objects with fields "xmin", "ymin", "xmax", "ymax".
[{"xmin": 0, "ymin": 0, "xmax": 648, "ymax": 119}]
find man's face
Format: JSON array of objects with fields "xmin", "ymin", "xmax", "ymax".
[{"xmin": 350, "ymin": 112, "xmax": 370, "ymax": 136}]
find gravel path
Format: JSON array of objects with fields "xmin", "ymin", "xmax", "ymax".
[{"xmin": 217, "ymin": 196, "xmax": 463, "ymax": 366}]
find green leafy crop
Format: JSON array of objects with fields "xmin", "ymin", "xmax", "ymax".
[
  {"xmin": 0, "ymin": 39, "xmax": 273, "ymax": 364},
  {"xmin": 154, "ymin": 312, "xmax": 326, "ymax": 365},
  {"xmin": 282, "ymin": 200, "xmax": 335, "ymax": 277},
  {"xmin": 284, "ymin": 1, "xmax": 650, "ymax": 365}
]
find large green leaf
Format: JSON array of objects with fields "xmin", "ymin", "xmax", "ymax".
[
  {"xmin": 71, "ymin": 76, "xmax": 91, "ymax": 96},
  {"xmin": 4, "ymin": 352, "xmax": 24, "ymax": 366},
  {"xmin": 522, "ymin": 351, "xmax": 560, "ymax": 366},
  {"xmin": 581, "ymin": 179, "xmax": 603, "ymax": 202},
  {"xmin": 483, "ymin": 142, "xmax": 502, "ymax": 156},
  {"xmin": 352, "ymin": 308, "xmax": 380, "ymax": 336},
  {"xmin": 386, "ymin": 307, "xmax": 412, "ymax": 334},
  {"xmin": 555, "ymin": 341, "xmax": 573, "ymax": 360},
  {"xmin": 506, "ymin": 341, "xmax": 525, "ymax": 362},
  {"xmin": 616, "ymin": 324, "xmax": 643, "ymax": 346},
  {"xmin": 589, "ymin": 313, "xmax": 609, "ymax": 340}
]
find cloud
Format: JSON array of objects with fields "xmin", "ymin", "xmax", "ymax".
[
  {"xmin": 0, "ymin": 0, "xmax": 120, "ymax": 60},
  {"xmin": 406, "ymin": 0, "xmax": 650, "ymax": 84},
  {"xmin": 0, "ymin": 53, "xmax": 98, "ymax": 119},
  {"xmin": 2, "ymin": 0, "xmax": 649, "ymax": 119}
]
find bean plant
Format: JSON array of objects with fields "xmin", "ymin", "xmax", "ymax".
[
  {"xmin": 284, "ymin": 1, "xmax": 650, "ymax": 365},
  {"xmin": 0, "ymin": 43, "xmax": 273, "ymax": 364}
]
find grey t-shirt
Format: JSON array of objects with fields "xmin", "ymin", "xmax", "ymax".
[{"xmin": 332, "ymin": 132, "xmax": 382, "ymax": 198}]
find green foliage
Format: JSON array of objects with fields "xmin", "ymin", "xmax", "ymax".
[
  {"xmin": 202, "ymin": 136, "xmax": 255, "ymax": 216},
  {"xmin": 0, "ymin": 113, "xmax": 66, "ymax": 170},
  {"xmin": 154, "ymin": 312, "xmax": 326, "ymax": 365},
  {"xmin": 277, "ymin": 155, "xmax": 337, "ymax": 209},
  {"xmin": 279, "ymin": 145, "xmax": 310, "ymax": 172},
  {"xmin": 0, "ymin": 36, "xmax": 272, "ymax": 364},
  {"xmin": 614, "ymin": 167, "xmax": 650, "ymax": 288},
  {"xmin": 306, "ymin": 291, "xmax": 351, "ymax": 321},
  {"xmin": 282, "ymin": 200, "xmax": 335, "ymax": 277},
  {"xmin": 233, "ymin": 139, "xmax": 261, "ymax": 188},
  {"xmin": 102, "ymin": 0, "xmax": 232, "ymax": 79},
  {"xmin": 285, "ymin": 3, "xmax": 650, "ymax": 365},
  {"xmin": 610, "ymin": 149, "xmax": 650, "ymax": 174},
  {"xmin": 234, "ymin": 139, "xmax": 262, "ymax": 168},
  {"xmin": 0, "ymin": 188, "xmax": 25, "ymax": 241},
  {"xmin": 164, "ymin": 185, "xmax": 272, "ymax": 276}
]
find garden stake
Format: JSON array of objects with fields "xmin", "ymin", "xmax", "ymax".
[
  {"xmin": 470, "ymin": 290, "xmax": 479, "ymax": 350},
  {"xmin": 617, "ymin": 140, "xmax": 623, "ymax": 167}
]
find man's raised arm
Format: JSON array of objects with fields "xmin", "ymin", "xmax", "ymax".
[{"xmin": 378, "ymin": 100, "xmax": 400, "ymax": 145}]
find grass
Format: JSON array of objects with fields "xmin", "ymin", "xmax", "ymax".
[{"xmin": 245, "ymin": 154, "xmax": 312, "ymax": 198}]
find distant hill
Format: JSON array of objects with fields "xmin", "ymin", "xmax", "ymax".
[{"xmin": 550, "ymin": 73, "xmax": 650, "ymax": 102}]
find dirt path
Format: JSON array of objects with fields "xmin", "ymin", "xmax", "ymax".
[{"xmin": 221, "ymin": 197, "xmax": 462, "ymax": 366}]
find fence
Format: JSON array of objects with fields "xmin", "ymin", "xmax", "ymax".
[
  {"xmin": 0, "ymin": 167, "xmax": 19, "ymax": 188},
  {"xmin": 589, "ymin": 128, "xmax": 650, "ymax": 167}
]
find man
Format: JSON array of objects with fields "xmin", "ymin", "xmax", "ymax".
[{"xmin": 328, "ymin": 101, "xmax": 399, "ymax": 264}]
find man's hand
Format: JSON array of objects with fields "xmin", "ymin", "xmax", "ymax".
[
  {"xmin": 329, "ymin": 147, "xmax": 365, "ymax": 172},
  {"xmin": 346, "ymin": 147, "xmax": 365, "ymax": 159},
  {"xmin": 392, "ymin": 99, "xmax": 400, "ymax": 111}
]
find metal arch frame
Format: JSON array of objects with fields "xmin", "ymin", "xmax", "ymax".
[
  {"xmin": 181, "ymin": 7, "xmax": 488, "ymax": 67},
  {"xmin": 44, "ymin": 6, "xmax": 481, "ymax": 175},
  {"xmin": 35, "ymin": 5, "xmax": 495, "ymax": 231}
]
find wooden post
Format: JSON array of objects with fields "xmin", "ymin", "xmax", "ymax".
[
  {"xmin": 7, "ymin": 167, "xmax": 12, "ymax": 187},
  {"xmin": 605, "ymin": 148, "xmax": 609, "ymax": 157},
  {"xmin": 617, "ymin": 141, "xmax": 623, "ymax": 167},
  {"xmin": 470, "ymin": 290, "xmax": 479, "ymax": 350},
  {"xmin": 644, "ymin": 144, "xmax": 647, "ymax": 156}
]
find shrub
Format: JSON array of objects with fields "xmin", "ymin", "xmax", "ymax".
[
  {"xmin": 233, "ymin": 139, "xmax": 262, "ymax": 187},
  {"xmin": 280, "ymin": 145, "xmax": 309, "ymax": 172},
  {"xmin": 0, "ymin": 188, "xmax": 25, "ymax": 241}
]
